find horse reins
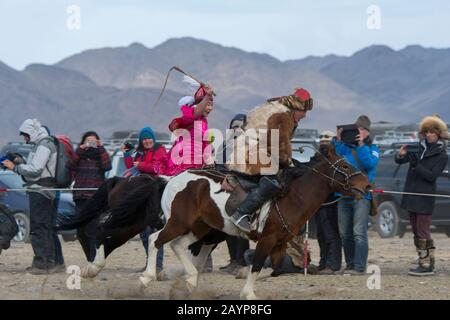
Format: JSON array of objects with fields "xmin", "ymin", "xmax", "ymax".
[
  {"xmin": 296, "ymin": 145, "xmax": 365, "ymax": 191},
  {"xmin": 274, "ymin": 146, "xmax": 366, "ymax": 236}
]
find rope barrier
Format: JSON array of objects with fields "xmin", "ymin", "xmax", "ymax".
[
  {"xmin": 2, "ymin": 186, "xmax": 450, "ymax": 199},
  {"xmin": 0, "ymin": 187, "xmax": 99, "ymax": 193},
  {"xmin": 370, "ymin": 189, "xmax": 450, "ymax": 199}
]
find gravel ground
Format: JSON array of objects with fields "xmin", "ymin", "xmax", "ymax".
[{"xmin": 1, "ymin": 230, "xmax": 450, "ymax": 300}]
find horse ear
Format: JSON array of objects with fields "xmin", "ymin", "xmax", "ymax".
[{"xmin": 327, "ymin": 143, "xmax": 337, "ymax": 157}]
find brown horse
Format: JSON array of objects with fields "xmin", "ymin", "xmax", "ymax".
[{"xmin": 139, "ymin": 145, "xmax": 370, "ymax": 299}]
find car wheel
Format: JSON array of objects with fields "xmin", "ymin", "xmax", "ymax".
[
  {"xmin": 375, "ymin": 201, "xmax": 399, "ymax": 238},
  {"xmin": 13, "ymin": 212, "xmax": 30, "ymax": 243}
]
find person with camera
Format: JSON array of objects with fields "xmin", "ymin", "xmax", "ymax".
[
  {"xmin": 68, "ymin": 131, "xmax": 111, "ymax": 262},
  {"xmin": 1, "ymin": 119, "xmax": 61, "ymax": 274},
  {"xmin": 395, "ymin": 114, "xmax": 448, "ymax": 276},
  {"xmin": 334, "ymin": 115, "xmax": 380, "ymax": 275},
  {"xmin": 121, "ymin": 126, "xmax": 168, "ymax": 273}
]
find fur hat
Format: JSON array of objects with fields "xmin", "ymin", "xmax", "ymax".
[
  {"xmin": 356, "ymin": 115, "xmax": 371, "ymax": 131},
  {"xmin": 419, "ymin": 114, "xmax": 449, "ymax": 140},
  {"xmin": 268, "ymin": 88, "xmax": 313, "ymax": 111}
]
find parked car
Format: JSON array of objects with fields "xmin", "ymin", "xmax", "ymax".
[
  {"xmin": 373, "ymin": 146, "xmax": 450, "ymax": 238},
  {"xmin": 0, "ymin": 142, "xmax": 32, "ymax": 158},
  {"xmin": 0, "ymin": 170, "xmax": 77, "ymax": 243}
]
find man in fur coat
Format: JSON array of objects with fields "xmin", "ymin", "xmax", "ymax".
[
  {"xmin": 227, "ymin": 88, "xmax": 313, "ymax": 233},
  {"xmin": 395, "ymin": 114, "xmax": 449, "ymax": 276}
]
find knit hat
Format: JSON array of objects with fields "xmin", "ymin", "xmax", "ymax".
[
  {"xmin": 419, "ymin": 114, "xmax": 449, "ymax": 140},
  {"xmin": 356, "ymin": 115, "xmax": 371, "ymax": 131},
  {"xmin": 139, "ymin": 127, "xmax": 156, "ymax": 143}
]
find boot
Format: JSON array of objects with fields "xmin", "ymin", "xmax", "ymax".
[
  {"xmin": 220, "ymin": 259, "xmax": 239, "ymax": 273},
  {"xmin": 408, "ymin": 239, "xmax": 435, "ymax": 276},
  {"xmin": 230, "ymin": 176, "xmax": 281, "ymax": 233},
  {"xmin": 411, "ymin": 236, "xmax": 420, "ymax": 265}
]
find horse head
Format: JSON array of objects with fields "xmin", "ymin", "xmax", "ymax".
[{"xmin": 317, "ymin": 144, "xmax": 371, "ymax": 200}]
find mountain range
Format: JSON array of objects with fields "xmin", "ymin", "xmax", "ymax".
[{"xmin": 1, "ymin": 37, "xmax": 449, "ymax": 144}]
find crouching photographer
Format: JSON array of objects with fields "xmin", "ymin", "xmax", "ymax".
[
  {"xmin": 395, "ymin": 114, "xmax": 449, "ymax": 277},
  {"xmin": 1, "ymin": 119, "xmax": 63, "ymax": 274}
]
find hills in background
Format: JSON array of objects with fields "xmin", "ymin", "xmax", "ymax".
[{"xmin": 1, "ymin": 37, "xmax": 450, "ymax": 144}]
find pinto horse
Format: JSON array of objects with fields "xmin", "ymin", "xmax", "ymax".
[
  {"xmin": 139, "ymin": 145, "xmax": 370, "ymax": 299},
  {"xmin": 57, "ymin": 174, "xmax": 166, "ymax": 278}
]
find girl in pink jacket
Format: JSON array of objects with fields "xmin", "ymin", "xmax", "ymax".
[{"xmin": 165, "ymin": 84, "xmax": 214, "ymax": 176}]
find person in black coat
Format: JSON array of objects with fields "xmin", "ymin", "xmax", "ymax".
[
  {"xmin": 314, "ymin": 131, "xmax": 342, "ymax": 274},
  {"xmin": 216, "ymin": 114, "xmax": 250, "ymax": 274},
  {"xmin": 395, "ymin": 114, "xmax": 449, "ymax": 276}
]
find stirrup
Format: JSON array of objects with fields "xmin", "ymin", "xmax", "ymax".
[{"xmin": 232, "ymin": 214, "xmax": 252, "ymax": 233}]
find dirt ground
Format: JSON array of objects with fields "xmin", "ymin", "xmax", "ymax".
[{"xmin": 1, "ymin": 230, "xmax": 450, "ymax": 300}]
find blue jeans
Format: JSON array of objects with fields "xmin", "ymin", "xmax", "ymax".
[
  {"xmin": 140, "ymin": 226, "xmax": 164, "ymax": 270},
  {"xmin": 338, "ymin": 198, "xmax": 370, "ymax": 272}
]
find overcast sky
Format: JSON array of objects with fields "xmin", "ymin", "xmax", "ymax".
[{"xmin": 1, "ymin": 0, "xmax": 450, "ymax": 70}]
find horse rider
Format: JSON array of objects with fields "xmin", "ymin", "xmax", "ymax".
[
  {"xmin": 164, "ymin": 83, "xmax": 215, "ymax": 176},
  {"xmin": 227, "ymin": 88, "xmax": 313, "ymax": 233}
]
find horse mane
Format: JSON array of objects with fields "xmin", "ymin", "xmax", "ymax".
[
  {"xmin": 280, "ymin": 153, "xmax": 324, "ymax": 196},
  {"xmin": 103, "ymin": 176, "xmax": 167, "ymax": 230}
]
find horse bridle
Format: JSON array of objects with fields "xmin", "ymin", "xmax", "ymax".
[{"xmin": 297, "ymin": 146, "xmax": 365, "ymax": 191}]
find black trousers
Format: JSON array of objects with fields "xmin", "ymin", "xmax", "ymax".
[
  {"xmin": 53, "ymin": 196, "xmax": 64, "ymax": 265},
  {"xmin": 225, "ymin": 235, "xmax": 249, "ymax": 266},
  {"xmin": 74, "ymin": 199, "xmax": 98, "ymax": 262},
  {"xmin": 314, "ymin": 203, "xmax": 342, "ymax": 271},
  {"xmin": 29, "ymin": 192, "xmax": 57, "ymax": 269}
]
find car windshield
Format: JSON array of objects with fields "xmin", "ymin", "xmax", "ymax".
[{"xmin": 291, "ymin": 142, "xmax": 317, "ymax": 163}]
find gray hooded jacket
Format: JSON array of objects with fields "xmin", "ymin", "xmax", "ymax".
[{"xmin": 14, "ymin": 119, "xmax": 57, "ymax": 199}]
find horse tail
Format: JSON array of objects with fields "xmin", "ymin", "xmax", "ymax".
[
  {"xmin": 104, "ymin": 176, "xmax": 167, "ymax": 230},
  {"xmin": 56, "ymin": 177, "xmax": 123, "ymax": 230}
]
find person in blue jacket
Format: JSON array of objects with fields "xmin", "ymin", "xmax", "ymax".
[{"xmin": 333, "ymin": 115, "xmax": 380, "ymax": 274}]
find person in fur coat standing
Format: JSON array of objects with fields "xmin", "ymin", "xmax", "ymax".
[{"xmin": 395, "ymin": 114, "xmax": 449, "ymax": 276}]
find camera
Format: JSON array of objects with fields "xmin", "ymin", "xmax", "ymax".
[
  {"xmin": 86, "ymin": 140, "xmax": 97, "ymax": 148},
  {"xmin": 405, "ymin": 142, "xmax": 420, "ymax": 156},
  {"xmin": 123, "ymin": 141, "xmax": 135, "ymax": 152},
  {"xmin": 337, "ymin": 124, "xmax": 359, "ymax": 145}
]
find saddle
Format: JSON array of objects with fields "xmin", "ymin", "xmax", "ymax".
[
  {"xmin": 190, "ymin": 163, "xmax": 309, "ymax": 220},
  {"xmin": 188, "ymin": 166, "xmax": 260, "ymax": 217}
]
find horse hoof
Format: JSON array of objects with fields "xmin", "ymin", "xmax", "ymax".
[
  {"xmin": 240, "ymin": 290, "xmax": 258, "ymax": 300},
  {"xmin": 81, "ymin": 263, "xmax": 101, "ymax": 278},
  {"xmin": 139, "ymin": 275, "xmax": 155, "ymax": 287},
  {"xmin": 185, "ymin": 275, "xmax": 198, "ymax": 289}
]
